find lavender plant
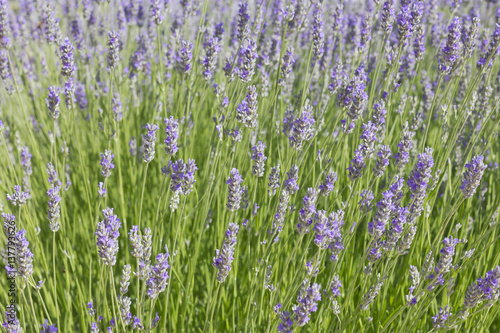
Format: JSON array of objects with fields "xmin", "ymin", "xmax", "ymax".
[{"xmin": 0, "ymin": 1, "xmax": 499, "ymax": 332}]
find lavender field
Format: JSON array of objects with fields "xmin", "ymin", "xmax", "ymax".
[{"xmin": 1, "ymin": 0, "xmax": 500, "ymax": 332}]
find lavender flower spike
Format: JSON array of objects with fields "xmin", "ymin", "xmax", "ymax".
[
  {"xmin": 107, "ymin": 31, "xmax": 120, "ymax": 70},
  {"xmin": 268, "ymin": 164, "xmax": 280, "ymax": 196},
  {"xmin": 432, "ymin": 306, "xmax": 451, "ymax": 329},
  {"xmin": 439, "ymin": 17, "xmax": 461, "ymax": 75},
  {"xmin": 236, "ymin": 85, "xmax": 258, "ymax": 128},
  {"xmin": 170, "ymin": 159, "xmax": 198, "ymax": 195},
  {"xmin": 142, "ymin": 123, "xmax": 158, "ymax": 163},
  {"xmin": 60, "ymin": 37, "xmax": 76, "ymax": 78},
  {"xmin": 164, "ymin": 116, "xmax": 179, "ymax": 156},
  {"xmin": 95, "ymin": 207, "xmax": 122, "ymax": 266},
  {"xmin": 100, "ymin": 150, "xmax": 115, "ymax": 178},
  {"xmin": 297, "ymin": 188, "xmax": 318, "ymax": 234},
  {"xmin": 6, "ymin": 185, "xmax": 29, "ymax": 206},
  {"xmin": 147, "ymin": 248, "xmax": 170, "ymax": 299},
  {"xmin": 319, "ymin": 169, "xmax": 337, "ymax": 197},
  {"xmin": 16, "ymin": 229, "xmax": 34, "ymax": 279},
  {"xmin": 46, "ymin": 86, "xmax": 61, "ymax": 120},
  {"xmin": 289, "ymin": 105, "xmax": 315, "ymax": 151},
  {"xmin": 251, "ymin": 141, "xmax": 266, "ymax": 177},
  {"xmin": 461, "ymin": 155, "xmax": 487, "ymax": 199},
  {"xmin": 226, "ymin": 168, "xmax": 244, "ymax": 211},
  {"xmin": 293, "ymin": 280, "xmax": 322, "ymax": 327},
  {"xmin": 212, "ymin": 222, "xmax": 239, "ymax": 283}
]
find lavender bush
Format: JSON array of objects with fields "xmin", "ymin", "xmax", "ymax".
[{"xmin": 0, "ymin": 1, "xmax": 499, "ymax": 332}]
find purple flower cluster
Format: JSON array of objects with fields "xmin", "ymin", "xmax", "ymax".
[
  {"xmin": 100, "ymin": 150, "xmax": 115, "ymax": 178},
  {"xmin": 147, "ymin": 248, "xmax": 170, "ymax": 299},
  {"xmin": 212, "ymin": 222, "xmax": 239, "ymax": 283},
  {"xmin": 251, "ymin": 141, "xmax": 266, "ymax": 177},
  {"xmin": 107, "ymin": 31, "xmax": 120, "ymax": 70},
  {"xmin": 293, "ymin": 280, "xmax": 321, "ymax": 327},
  {"xmin": 164, "ymin": 116, "xmax": 179, "ymax": 156},
  {"xmin": 95, "ymin": 207, "xmax": 122, "ymax": 266},
  {"xmin": 297, "ymin": 188, "xmax": 318, "ymax": 234},
  {"xmin": 226, "ymin": 168, "xmax": 244, "ymax": 211},
  {"xmin": 236, "ymin": 85, "xmax": 258, "ymax": 128},
  {"xmin": 169, "ymin": 159, "xmax": 197, "ymax": 195},
  {"xmin": 203, "ymin": 37, "xmax": 221, "ymax": 81},
  {"xmin": 142, "ymin": 123, "xmax": 158, "ymax": 163},
  {"xmin": 289, "ymin": 105, "xmax": 315, "ymax": 151},
  {"xmin": 6, "ymin": 185, "xmax": 29, "ymax": 206},
  {"xmin": 461, "ymin": 155, "xmax": 487, "ymax": 199},
  {"xmin": 439, "ymin": 17, "xmax": 462, "ymax": 74},
  {"xmin": 60, "ymin": 37, "xmax": 76, "ymax": 78},
  {"xmin": 319, "ymin": 169, "xmax": 337, "ymax": 197},
  {"xmin": 46, "ymin": 86, "xmax": 61, "ymax": 120}
]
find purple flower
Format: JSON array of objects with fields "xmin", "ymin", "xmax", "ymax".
[
  {"xmin": 95, "ymin": 207, "xmax": 122, "ymax": 266},
  {"xmin": 237, "ymin": 2, "xmax": 250, "ymax": 43},
  {"xmin": 2, "ymin": 309, "xmax": 22, "ymax": 333},
  {"xmin": 132, "ymin": 316, "xmax": 143, "ymax": 329},
  {"xmin": 251, "ymin": 141, "xmax": 266, "ymax": 177},
  {"xmin": 477, "ymin": 23, "xmax": 500, "ymax": 69},
  {"xmin": 46, "ymin": 86, "xmax": 61, "ymax": 120},
  {"xmin": 150, "ymin": 0, "xmax": 163, "ymax": 25},
  {"xmin": 461, "ymin": 155, "xmax": 487, "ymax": 199},
  {"xmin": 439, "ymin": 17, "xmax": 462, "ymax": 74},
  {"xmin": 47, "ymin": 182, "xmax": 61, "ymax": 232},
  {"xmin": 16, "ymin": 229, "xmax": 34, "ymax": 279},
  {"xmin": 432, "ymin": 306, "xmax": 451, "ymax": 329},
  {"xmin": 268, "ymin": 164, "xmax": 280, "ymax": 196},
  {"xmin": 338, "ymin": 68, "xmax": 368, "ymax": 132},
  {"xmin": 6, "ymin": 185, "xmax": 29, "ymax": 206},
  {"xmin": 60, "ymin": 37, "xmax": 76, "ymax": 78},
  {"xmin": 151, "ymin": 312, "xmax": 160, "ymax": 328},
  {"xmin": 278, "ymin": 311, "xmax": 293, "ymax": 332},
  {"xmin": 348, "ymin": 145, "xmax": 366, "ymax": 181},
  {"xmin": 312, "ymin": 4, "xmax": 324, "ymax": 60},
  {"xmin": 98, "ymin": 182, "xmax": 107, "ymax": 198},
  {"xmin": 170, "ymin": 159, "xmax": 197, "ymax": 195},
  {"xmin": 203, "ymin": 37, "xmax": 221, "ymax": 81},
  {"xmin": 289, "ymin": 105, "xmax": 315, "ymax": 151},
  {"xmin": 463, "ymin": 17, "xmax": 479, "ymax": 61},
  {"xmin": 368, "ymin": 190, "xmax": 393, "ymax": 239},
  {"xmin": 178, "ymin": 39, "xmax": 193, "ymax": 74},
  {"xmin": 107, "ymin": 31, "xmax": 120, "ymax": 70},
  {"xmin": 394, "ymin": 123, "xmax": 415, "ymax": 170},
  {"xmin": 319, "ymin": 169, "xmax": 337, "ymax": 197},
  {"xmin": 283, "ymin": 164, "xmax": 299, "ymax": 194},
  {"xmin": 314, "ymin": 210, "xmax": 344, "ymax": 251},
  {"xmin": 41, "ymin": 319, "xmax": 58, "ymax": 333},
  {"xmin": 20, "ymin": 146, "xmax": 32, "ymax": 176},
  {"xmin": 212, "ymin": 222, "xmax": 239, "ymax": 283},
  {"xmin": 328, "ymin": 61, "xmax": 343, "ymax": 94},
  {"xmin": 358, "ymin": 189, "xmax": 374, "ymax": 213},
  {"xmin": 407, "ymin": 148, "xmax": 434, "ymax": 226},
  {"xmin": 397, "ymin": 4, "xmax": 413, "ymax": 46},
  {"xmin": 141, "ymin": 123, "xmax": 158, "ymax": 163},
  {"xmin": 238, "ymin": 39, "xmax": 257, "ymax": 82},
  {"xmin": 164, "ymin": 116, "xmax": 179, "ymax": 156},
  {"xmin": 381, "ymin": 0, "xmax": 395, "ymax": 34},
  {"xmin": 226, "ymin": 168, "xmax": 244, "ymax": 211},
  {"xmin": 297, "ymin": 188, "xmax": 318, "ymax": 234},
  {"xmin": 279, "ymin": 47, "xmax": 295, "ymax": 86},
  {"xmin": 293, "ymin": 280, "xmax": 321, "ymax": 327},
  {"xmin": 373, "ymin": 145, "xmax": 391, "ymax": 177},
  {"xmin": 100, "ymin": 150, "xmax": 115, "ymax": 178},
  {"xmin": 236, "ymin": 85, "xmax": 258, "ymax": 128},
  {"xmin": 112, "ymin": 92, "xmax": 122, "ymax": 121},
  {"xmin": 147, "ymin": 248, "xmax": 170, "ymax": 299}
]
